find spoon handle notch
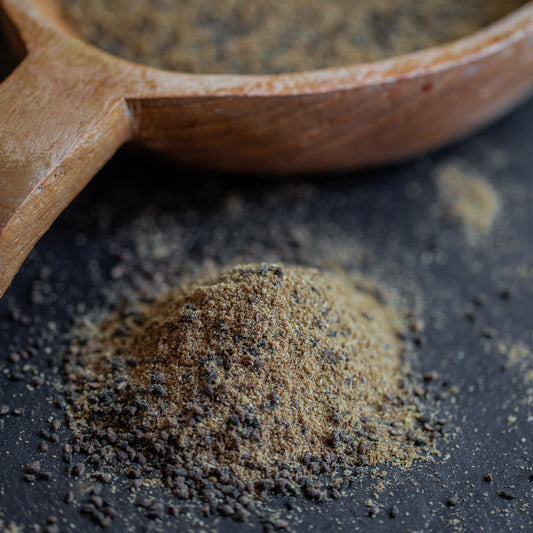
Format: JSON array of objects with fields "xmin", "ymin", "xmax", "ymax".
[{"xmin": 0, "ymin": 47, "xmax": 131, "ymax": 298}]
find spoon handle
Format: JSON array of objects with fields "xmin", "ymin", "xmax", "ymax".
[{"xmin": 0, "ymin": 49, "xmax": 131, "ymax": 298}]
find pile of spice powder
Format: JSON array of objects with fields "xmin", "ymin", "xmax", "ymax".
[
  {"xmin": 58, "ymin": 0, "xmax": 526, "ymax": 74},
  {"xmin": 64, "ymin": 264, "xmax": 434, "ymax": 509}
]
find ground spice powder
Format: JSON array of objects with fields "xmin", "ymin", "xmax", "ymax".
[
  {"xmin": 435, "ymin": 160, "xmax": 501, "ymax": 243},
  {"xmin": 65, "ymin": 264, "xmax": 433, "ymax": 510},
  {"xmin": 58, "ymin": 0, "xmax": 525, "ymax": 74}
]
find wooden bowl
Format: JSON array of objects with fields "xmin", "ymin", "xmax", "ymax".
[{"xmin": 1, "ymin": 0, "xmax": 533, "ymax": 298}]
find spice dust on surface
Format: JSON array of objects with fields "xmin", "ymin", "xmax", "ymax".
[
  {"xmin": 434, "ymin": 159, "xmax": 501, "ymax": 243},
  {"xmin": 58, "ymin": 0, "xmax": 526, "ymax": 74},
  {"xmin": 4, "ymin": 140, "xmax": 533, "ymax": 530},
  {"xmin": 64, "ymin": 264, "xmax": 435, "ymax": 513},
  {"xmin": 0, "ymin": 522, "xmax": 23, "ymax": 533}
]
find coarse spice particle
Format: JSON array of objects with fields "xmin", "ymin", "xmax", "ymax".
[
  {"xmin": 63, "ymin": 264, "xmax": 435, "ymax": 513},
  {"xmin": 58, "ymin": 0, "xmax": 526, "ymax": 74}
]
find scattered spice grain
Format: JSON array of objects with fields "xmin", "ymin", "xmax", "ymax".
[{"xmin": 58, "ymin": 0, "xmax": 526, "ymax": 74}]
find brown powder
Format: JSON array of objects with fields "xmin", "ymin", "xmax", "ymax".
[
  {"xmin": 57, "ymin": 0, "xmax": 526, "ymax": 74},
  {"xmin": 66, "ymin": 264, "xmax": 433, "ymax": 501},
  {"xmin": 435, "ymin": 160, "xmax": 501, "ymax": 243}
]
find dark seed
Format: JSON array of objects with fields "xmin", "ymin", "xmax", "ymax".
[
  {"xmin": 498, "ymin": 287, "xmax": 513, "ymax": 300},
  {"xmin": 233, "ymin": 509, "xmax": 251, "ymax": 521},
  {"xmin": 127, "ymin": 468, "xmax": 141, "ymax": 479},
  {"xmin": 80, "ymin": 503, "xmax": 96, "ymax": 515},
  {"xmin": 73, "ymin": 463, "xmax": 85, "ymax": 477},
  {"xmin": 447, "ymin": 493, "xmax": 459, "ymax": 506},
  {"xmin": 25, "ymin": 463, "xmax": 40, "ymax": 474},
  {"xmin": 147, "ymin": 502, "xmax": 165, "ymax": 519},
  {"xmin": 90, "ymin": 496, "xmax": 104, "ymax": 508},
  {"xmin": 103, "ymin": 507, "xmax": 117, "ymax": 518},
  {"xmin": 481, "ymin": 328, "xmax": 495, "ymax": 339},
  {"xmin": 98, "ymin": 516, "xmax": 111, "ymax": 528},
  {"xmin": 168, "ymin": 505, "xmax": 180, "ymax": 516},
  {"xmin": 136, "ymin": 497, "xmax": 152, "ymax": 508},
  {"xmin": 423, "ymin": 371, "xmax": 438, "ymax": 382},
  {"xmin": 219, "ymin": 504, "xmax": 235, "ymax": 516}
]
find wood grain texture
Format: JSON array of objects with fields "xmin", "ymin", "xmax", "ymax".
[
  {"xmin": 0, "ymin": 1, "xmax": 133, "ymax": 297},
  {"xmin": 1, "ymin": 0, "xmax": 533, "ymax": 297},
  {"xmin": 0, "ymin": 51, "xmax": 131, "ymax": 297}
]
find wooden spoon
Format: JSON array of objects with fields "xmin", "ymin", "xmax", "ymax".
[{"xmin": 1, "ymin": 0, "xmax": 533, "ymax": 299}]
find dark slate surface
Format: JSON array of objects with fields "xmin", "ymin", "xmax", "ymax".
[{"xmin": 1, "ymin": 32, "xmax": 532, "ymax": 533}]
